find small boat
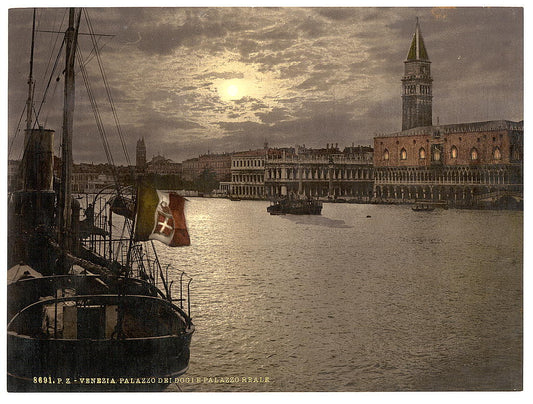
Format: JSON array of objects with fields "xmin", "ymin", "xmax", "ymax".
[
  {"xmin": 267, "ymin": 194, "xmax": 322, "ymax": 215},
  {"xmin": 412, "ymin": 203, "xmax": 435, "ymax": 212},
  {"xmin": 412, "ymin": 200, "xmax": 448, "ymax": 212},
  {"xmin": 228, "ymin": 195, "xmax": 242, "ymax": 201}
]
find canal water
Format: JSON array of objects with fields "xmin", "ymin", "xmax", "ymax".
[{"xmin": 155, "ymin": 198, "xmax": 522, "ymax": 392}]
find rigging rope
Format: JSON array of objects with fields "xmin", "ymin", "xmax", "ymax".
[
  {"xmin": 83, "ymin": 9, "xmax": 132, "ymax": 168},
  {"xmin": 35, "ymin": 40, "xmax": 64, "ymax": 129},
  {"xmin": 9, "ymin": 10, "xmax": 66, "ymax": 160},
  {"xmin": 76, "ymin": 49, "xmax": 118, "ymax": 176}
]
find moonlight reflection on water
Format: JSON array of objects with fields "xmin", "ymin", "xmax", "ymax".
[{"xmin": 156, "ymin": 198, "xmax": 522, "ymax": 392}]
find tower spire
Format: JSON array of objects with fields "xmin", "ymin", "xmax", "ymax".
[{"xmin": 407, "ymin": 16, "xmax": 429, "ymax": 61}]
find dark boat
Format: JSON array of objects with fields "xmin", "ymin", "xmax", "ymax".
[
  {"xmin": 267, "ymin": 194, "xmax": 322, "ymax": 215},
  {"xmin": 412, "ymin": 200, "xmax": 448, "ymax": 212},
  {"xmin": 411, "ymin": 203, "xmax": 435, "ymax": 212},
  {"xmin": 7, "ymin": 9, "xmax": 194, "ymax": 391}
]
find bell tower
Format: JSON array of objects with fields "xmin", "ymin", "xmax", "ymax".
[
  {"xmin": 136, "ymin": 138, "xmax": 146, "ymax": 170},
  {"xmin": 402, "ymin": 18, "xmax": 433, "ymax": 131}
]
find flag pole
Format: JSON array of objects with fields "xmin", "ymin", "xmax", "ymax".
[{"xmin": 125, "ymin": 176, "xmax": 141, "ymax": 274}]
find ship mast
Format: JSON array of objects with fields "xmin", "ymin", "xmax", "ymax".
[
  {"xmin": 58, "ymin": 8, "xmax": 81, "ymax": 259},
  {"xmin": 25, "ymin": 9, "xmax": 36, "ymax": 136},
  {"xmin": 21, "ymin": 9, "xmax": 36, "ymax": 191}
]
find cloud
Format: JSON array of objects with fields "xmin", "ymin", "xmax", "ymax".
[
  {"xmin": 8, "ymin": 7, "xmax": 523, "ymax": 165},
  {"xmin": 314, "ymin": 8, "xmax": 360, "ymax": 21},
  {"xmin": 255, "ymin": 107, "xmax": 290, "ymax": 124}
]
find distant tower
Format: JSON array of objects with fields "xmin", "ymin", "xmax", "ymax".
[
  {"xmin": 136, "ymin": 138, "xmax": 146, "ymax": 169},
  {"xmin": 402, "ymin": 18, "xmax": 433, "ymax": 131}
]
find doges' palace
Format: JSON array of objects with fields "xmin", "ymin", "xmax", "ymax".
[{"xmin": 373, "ymin": 19, "xmax": 523, "ymax": 209}]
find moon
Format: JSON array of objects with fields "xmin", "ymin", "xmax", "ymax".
[
  {"xmin": 227, "ymin": 84, "xmax": 239, "ymax": 98},
  {"xmin": 219, "ymin": 80, "xmax": 247, "ymax": 101}
]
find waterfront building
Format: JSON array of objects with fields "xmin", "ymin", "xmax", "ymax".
[
  {"xmin": 146, "ymin": 154, "xmax": 182, "ymax": 176},
  {"xmin": 71, "ymin": 163, "xmax": 104, "ymax": 193},
  {"xmin": 70, "ymin": 163, "xmax": 136, "ymax": 193},
  {"xmin": 372, "ymin": 20, "xmax": 523, "ymax": 208},
  {"xmin": 182, "ymin": 152, "xmax": 232, "ymax": 181},
  {"xmin": 182, "ymin": 157, "xmax": 200, "ymax": 181},
  {"xmin": 264, "ymin": 144, "xmax": 374, "ymax": 200},
  {"xmin": 218, "ymin": 181, "xmax": 231, "ymax": 195},
  {"xmin": 230, "ymin": 148, "xmax": 270, "ymax": 199},
  {"xmin": 198, "ymin": 152, "xmax": 232, "ymax": 181}
]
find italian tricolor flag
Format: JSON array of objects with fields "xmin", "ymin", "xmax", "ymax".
[{"xmin": 134, "ymin": 185, "xmax": 190, "ymax": 247}]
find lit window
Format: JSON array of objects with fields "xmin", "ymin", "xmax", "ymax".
[
  {"xmin": 450, "ymin": 146, "xmax": 458, "ymax": 159},
  {"xmin": 433, "ymin": 148, "xmax": 441, "ymax": 161},
  {"xmin": 511, "ymin": 146, "xmax": 520, "ymax": 161},
  {"xmin": 493, "ymin": 147, "xmax": 501, "ymax": 160},
  {"xmin": 471, "ymin": 148, "xmax": 478, "ymax": 160},
  {"xmin": 383, "ymin": 149, "xmax": 389, "ymax": 161},
  {"xmin": 400, "ymin": 148, "xmax": 407, "ymax": 160},
  {"xmin": 419, "ymin": 148, "xmax": 426, "ymax": 159}
]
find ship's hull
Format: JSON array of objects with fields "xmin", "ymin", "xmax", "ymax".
[
  {"xmin": 7, "ymin": 284, "xmax": 194, "ymax": 392},
  {"xmin": 7, "ymin": 331, "xmax": 192, "ymax": 391},
  {"xmin": 267, "ymin": 202, "xmax": 322, "ymax": 215}
]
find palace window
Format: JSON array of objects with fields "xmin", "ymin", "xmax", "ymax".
[
  {"xmin": 432, "ymin": 147, "xmax": 441, "ymax": 161},
  {"xmin": 450, "ymin": 146, "xmax": 458, "ymax": 159},
  {"xmin": 471, "ymin": 148, "xmax": 479, "ymax": 160},
  {"xmin": 493, "ymin": 147, "xmax": 502, "ymax": 160},
  {"xmin": 511, "ymin": 146, "xmax": 520, "ymax": 161},
  {"xmin": 400, "ymin": 148, "xmax": 407, "ymax": 160},
  {"xmin": 383, "ymin": 149, "xmax": 389, "ymax": 161},
  {"xmin": 419, "ymin": 148, "xmax": 426, "ymax": 159}
]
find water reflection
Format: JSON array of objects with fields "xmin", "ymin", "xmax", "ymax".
[{"xmin": 276, "ymin": 214, "xmax": 353, "ymax": 228}]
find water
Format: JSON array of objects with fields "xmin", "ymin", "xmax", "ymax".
[{"xmin": 156, "ymin": 198, "xmax": 522, "ymax": 392}]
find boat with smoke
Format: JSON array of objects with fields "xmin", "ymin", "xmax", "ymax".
[{"xmin": 7, "ymin": 8, "xmax": 194, "ymax": 391}]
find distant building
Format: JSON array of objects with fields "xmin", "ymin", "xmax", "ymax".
[
  {"xmin": 136, "ymin": 139, "xmax": 182, "ymax": 177},
  {"xmin": 198, "ymin": 152, "xmax": 232, "ymax": 181},
  {"xmin": 146, "ymin": 154, "xmax": 182, "ymax": 176},
  {"xmin": 230, "ymin": 148, "xmax": 270, "ymax": 199},
  {"xmin": 372, "ymin": 19, "xmax": 523, "ymax": 208},
  {"xmin": 182, "ymin": 152, "xmax": 232, "ymax": 181},
  {"xmin": 71, "ymin": 163, "xmax": 102, "ymax": 193},
  {"xmin": 136, "ymin": 138, "xmax": 147, "ymax": 171},
  {"xmin": 69, "ymin": 163, "xmax": 136, "ymax": 193},
  {"xmin": 182, "ymin": 157, "xmax": 200, "ymax": 181},
  {"xmin": 264, "ymin": 144, "xmax": 374, "ymax": 200}
]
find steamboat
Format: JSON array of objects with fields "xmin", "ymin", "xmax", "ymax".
[
  {"xmin": 267, "ymin": 194, "xmax": 323, "ymax": 215},
  {"xmin": 7, "ymin": 8, "xmax": 194, "ymax": 391}
]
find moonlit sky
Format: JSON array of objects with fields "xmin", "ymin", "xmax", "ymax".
[{"xmin": 7, "ymin": 6, "xmax": 523, "ymax": 165}]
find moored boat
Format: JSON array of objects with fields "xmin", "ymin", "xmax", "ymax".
[
  {"xmin": 412, "ymin": 201, "xmax": 447, "ymax": 212},
  {"xmin": 412, "ymin": 203, "xmax": 435, "ymax": 212},
  {"xmin": 267, "ymin": 194, "xmax": 322, "ymax": 215}
]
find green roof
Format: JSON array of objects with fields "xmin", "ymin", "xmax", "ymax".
[{"xmin": 407, "ymin": 19, "xmax": 429, "ymax": 61}]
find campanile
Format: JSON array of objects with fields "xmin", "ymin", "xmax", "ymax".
[{"xmin": 402, "ymin": 18, "xmax": 433, "ymax": 131}]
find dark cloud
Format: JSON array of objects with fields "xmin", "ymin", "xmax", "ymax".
[
  {"xmin": 294, "ymin": 72, "xmax": 332, "ymax": 91},
  {"xmin": 255, "ymin": 107, "xmax": 290, "ymax": 124},
  {"xmin": 314, "ymin": 8, "xmax": 360, "ymax": 21},
  {"xmin": 296, "ymin": 17, "xmax": 325, "ymax": 38}
]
